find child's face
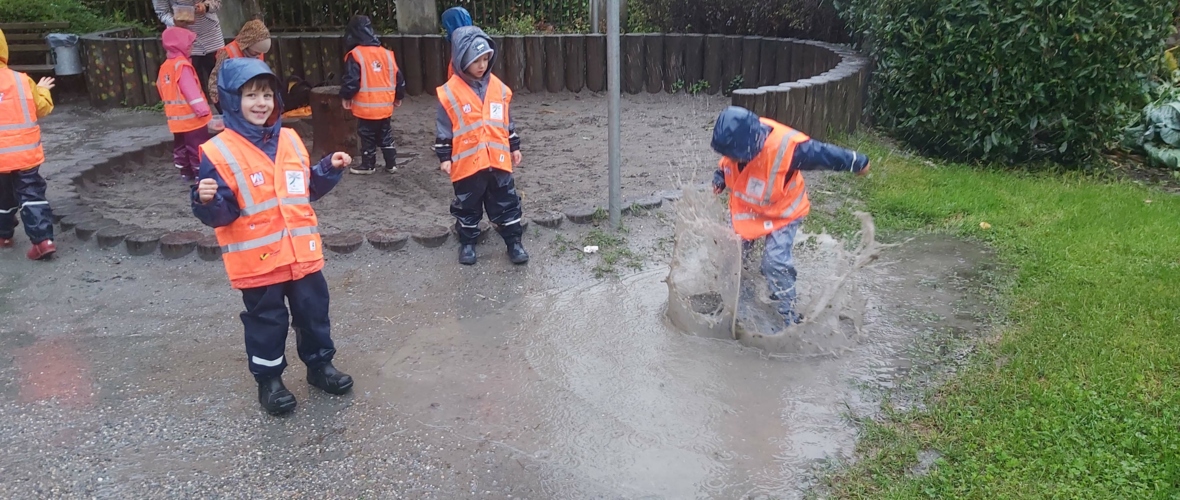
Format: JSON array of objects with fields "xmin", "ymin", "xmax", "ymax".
[
  {"xmin": 240, "ymin": 82, "xmax": 275, "ymax": 126},
  {"xmin": 465, "ymin": 53, "xmax": 491, "ymax": 79}
]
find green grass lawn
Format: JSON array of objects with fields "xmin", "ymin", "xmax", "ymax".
[{"xmin": 824, "ymin": 134, "xmax": 1180, "ymax": 498}]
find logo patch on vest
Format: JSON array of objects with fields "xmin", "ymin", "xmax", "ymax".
[
  {"xmin": 250, "ymin": 172, "xmax": 264, "ymax": 186},
  {"xmin": 371, "ymin": 60, "xmax": 383, "ymax": 72},
  {"xmin": 164, "ymin": 74, "xmax": 172, "ymax": 84},
  {"xmin": 462, "ymin": 104, "xmax": 472, "ymax": 114},
  {"xmin": 310, "ymin": 240, "xmax": 316, "ymax": 251},
  {"xmin": 763, "ymin": 221, "xmax": 774, "ymax": 230},
  {"xmin": 490, "ymin": 103, "xmax": 504, "ymax": 120},
  {"xmin": 286, "ymin": 171, "xmax": 306, "ymax": 195},
  {"xmin": 744, "ymin": 178, "xmax": 767, "ymax": 200}
]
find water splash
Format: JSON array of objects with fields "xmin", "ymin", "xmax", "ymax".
[{"xmin": 666, "ymin": 189, "xmax": 888, "ymax": 356}]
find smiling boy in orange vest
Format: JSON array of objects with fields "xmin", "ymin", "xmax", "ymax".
[
  {"xmin": 158, "ymin": 26, "xmax": 213, "ymax": 183},
  {"xmin": 434, "ymin": 26, "xmax": 527, "ymax": 266},
  {"xmin": 0, "ymin": 29, "xmax": 58, "ymax": 260},
  {"xmin": 340, "ymin": 15, "xmax": 405, "ymax": 175},
  {"xmin": 711, "ymin": 106, "xmax": 870, "ymax": 327},
  {"xmin": 192, "ymin": 58, "xmax": 354, "ymax": 416}
]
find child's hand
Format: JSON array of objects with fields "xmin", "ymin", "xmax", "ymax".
[
  {"xmin": 341, "ymin": 100, "xmax": 352, "ymax": 110},
  {"xmin": 440, "ymin": 161, "xmax": 452, "ymax": 175},
  {"xmin": 857, "ymin": 162, "xmax": 870, "ymax": 176},
  {"xmin": 394, "ymin": 100, "xmax": 403, "ymax": 108},
  {"xmin": 512, "ymin": 151, "xmax": 522, "ymax": 167},
  {"xmin": 36, "ymin": 77, "xmax": 55, "ymax": 90},
  {"xmin": 331, "ymin": 152, "xmax": 352, "ymax": 168},
  {"xmin": 195, "ymin": 2, "xmax": 207, "ymax": 14},
  {"xmin": 197, "ymin": 178, "xmax": 218, "ymax": 203}
]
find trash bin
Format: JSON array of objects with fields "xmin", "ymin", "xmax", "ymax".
[{"xmin": 46, "ymin": 34, "xmax": 82, "ymax": 76}]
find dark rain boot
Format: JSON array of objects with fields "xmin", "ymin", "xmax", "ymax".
[
  {"xmin": 458, "ymin": 243, "xmax": 477, "ymax": 265},
  {"xmin": 350, "ymin": 152, "xmax": 378, "ymax": 175},
  {"xmin": 307, "ymin": 362, "xmax": 354, "ymax": 395},
  {"xmin": 507, "ymin": 239, "xmax": 529, "ymax": 265},
  {"xmin": 381, "ymin": 146, "xmax": 398, "ymax": 173},
  {"xmin": 257, "ymin": 376, "xmax": 297, "ymax": 415}
]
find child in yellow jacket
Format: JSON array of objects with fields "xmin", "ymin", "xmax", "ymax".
[{"xmin": 0, "ymin": 29, "xmax": 58, "ymax": 260}]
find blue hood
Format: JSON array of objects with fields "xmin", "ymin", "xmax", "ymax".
[
  {"xmin": 442, "ymin": 7, "xmax": 473, "ymax": 42},
  {"xmin": 711, "ymin": 106, "xmax": 770, "ymax": 163},
  {"xmin": 217, "ymin": 58, "xmax": 284, "ymax": 151}
]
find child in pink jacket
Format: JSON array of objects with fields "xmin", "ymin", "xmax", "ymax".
[{"xmin": 158, "ymin": 26, "xmax": 213, "ymax": 182}]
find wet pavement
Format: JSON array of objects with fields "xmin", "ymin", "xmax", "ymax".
[{"xmin": 0, "ymin": 102, "xmax": 996, "ymax": 498}]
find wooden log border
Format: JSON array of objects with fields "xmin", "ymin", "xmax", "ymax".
[{"xmin": 80, "ymin": 31, "xmax": 870, "ymax": 136}]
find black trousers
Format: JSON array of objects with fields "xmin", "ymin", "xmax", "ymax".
[
  {"xmin": 451, "ymin": 168, "xmax": 524, "ymax": 245},
  {"xmin": 357, "ymin": 117, "xmax": 397, "ymax": 168},
  {"xmin": 192, "ymin": 53, "xmax": 218, "ymax": 112},
  {"xmin": 239, "ymin": 271, "xmax": 337, "ymax": 380},
  {"xmin": 0, "ymin": 166, "xmax": 54, "ymax": 243}
]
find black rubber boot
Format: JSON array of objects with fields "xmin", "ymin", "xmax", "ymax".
[
  {"xmin": 350, "ymin": 152, "xmax": 378, "ymax": 175},
  {"xmin": 458, "ymin": 243, "xmax": 477, "ymax": 265},
  {"xmin": 507, "ymin": 240, "xmax": 529, "ymax": 265},
  {"xmin": 257, "ymin": 376, "xmax": 297, "ymax": 415},
  {"xmin": 381, "ymin": 147, "xmax": 398, "ymax": 173},
  {"xmin": 307, "ymin": 362, "xmax": 354, "ymax": 395}
]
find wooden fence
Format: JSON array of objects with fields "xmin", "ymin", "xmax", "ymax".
[{"xmin": 80, "ymin": 30, "xmax": 868, "ymax": 140}]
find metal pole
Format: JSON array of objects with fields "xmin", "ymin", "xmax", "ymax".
[
  {"xmin": 590, "ymin": 0, "xmax": 600, "ymax": 34},
  {"xmin": 606, "ymin": 0, "xmax": 621, "ymax": 229}
]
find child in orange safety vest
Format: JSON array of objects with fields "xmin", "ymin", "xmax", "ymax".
[
  {"xmin": 710, "ymin": 106, "xmax": 870, "ymax": 327},
  {"xmin": 191, "ymin": 58, "xmax": 355, "ymax": 416},
  {"xmin": 339, "ymin": 15, "xmax": 405, "ymax": 175},
  {"xmin": 0, "ymin": 28, "xmax": 58, "ymax": 261},
  {"xmin": 157, "ymin": 26, "xmax": 213, "ymax": 183},
  {"xmin": 434, "ymin": 26, "xmax": 528, "ymax": 266}
]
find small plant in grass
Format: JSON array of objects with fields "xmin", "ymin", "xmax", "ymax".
[
  {"xmin": 583, "ymin": 228, "xmax": 643, "ymax": 278},
  {"xmin": 591, "ymin": 207, "xmax": 609, "ymax": 222},
  {"xmin": 670, "ymin": 79, "xmax": 685, "ymax": 94},
  {"xmin": 724, "ymin": 75, "xmax": 744, "ymax": 96},
  {"xmin": 687, "ymin": 80, "xmax": 710, "ymax": 95}
]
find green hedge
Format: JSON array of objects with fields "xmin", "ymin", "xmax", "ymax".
[
  {"xmin": 840, "ymin": 0, "xmax": 1175, "ymax": 164},
  {"xmin": 639, "ymin": 0, "xmax": 848, "ymax": 42},
  {"xmin": 0, "ymin": 0, "xmax": 141, "ymax": 35}
]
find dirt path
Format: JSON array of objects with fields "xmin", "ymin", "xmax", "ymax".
[{"xmin": 78, "ymin": 93, "xmax": 727, "ymax": 233}]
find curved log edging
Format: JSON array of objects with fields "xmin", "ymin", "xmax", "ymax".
[{"xmin": 80, "ymin": 31, "xmax": 868, "ymax": 139}]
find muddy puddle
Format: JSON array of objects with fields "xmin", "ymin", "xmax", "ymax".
[{"xmin": 368, "ymin": 201, "xmax": 994, "ymax": 498}]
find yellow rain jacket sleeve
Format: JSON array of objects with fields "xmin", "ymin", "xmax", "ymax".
[{"xmin": 0, "ymin": 29, "xmax": 55, "ymax": 118}]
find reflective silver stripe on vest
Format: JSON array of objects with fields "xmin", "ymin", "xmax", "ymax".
[
  {"xmin": 451, "ymin": 141, "xmax": 511, "ymax": 162},
  {"xmin": 290, "ymin": 226, "xmax": 319, "ymax": 237},
  {"xmin": 240, "ymin": 197, "xmax": 279, "ymax": 216},
  {"xmin": 283, "ymin": 197, "xmax": 310, "ymax": 205},
  {"xmin": 208, "ymin": 137, "xmax": 258, "ymax": 209},
  {"xmin": 442, "ymin": 84, "xmax": 466, "ymax": 128},
  {"xmin": 354, "ymin": 101, "xmax": 394, "ymax": 107},
  {"xmin": 779, "ymin": 190, "xmax": 806, "ymax": 218},
  {"xmin": 454, "ymin": 119, "xmax": 487, "ymax": 136},
  {"xmin": 732, "ymin": 190, "xmax": 762, "ymax": 206},
  {"xmin": 282, "ymin": 130, "xmax": 308, "ymax": 168},
  {"xmin": 162, "ymin": 99, "xmax": 188, "ymax": 105},
  {"xmin": 220, "ymin": 228, "xmax": 286, "ymax": 253},
  {"xmin": 733, "ymin": 212, "xmax": 758, "ymax": 220},
  {"xmin": 762, "ymin": 131, "xmax": 798, "ymax": 205},
  {"xmin": 0, "ymin": 70, "xmax": 37, "ymax": 132},
  {"xmin": 0, "ymin": 141, "xmax": 42, "ymax": 155},
  {"xmin": 168, "ymin": 113, "xmax": 198, "ymax": 120}
]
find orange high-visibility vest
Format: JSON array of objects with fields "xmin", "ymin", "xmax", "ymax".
[
  {"xmin": 199, "ymin": 128, "xmax": 324, "ymax": 285},
  {"xmin": 436, "ymin": 74, "xmax": 512, "ymax": 182},
  {"xmin": 0, "ymin": 68, "xmax": 45, "ymax": 173},
  {"xmin": 346, "ymin": 45, "xmax": 399, "ymax": 120},
  {"xmin": 156, "ymin": 57, "xmax": 212, "ymax": 133},
  {"xmin": 222, "ymin": 40, "xmax": 265, "ymax": 61},
  {"xmin": 719, "ymin": 119, "xmax": 811, "ymax": 240}
]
